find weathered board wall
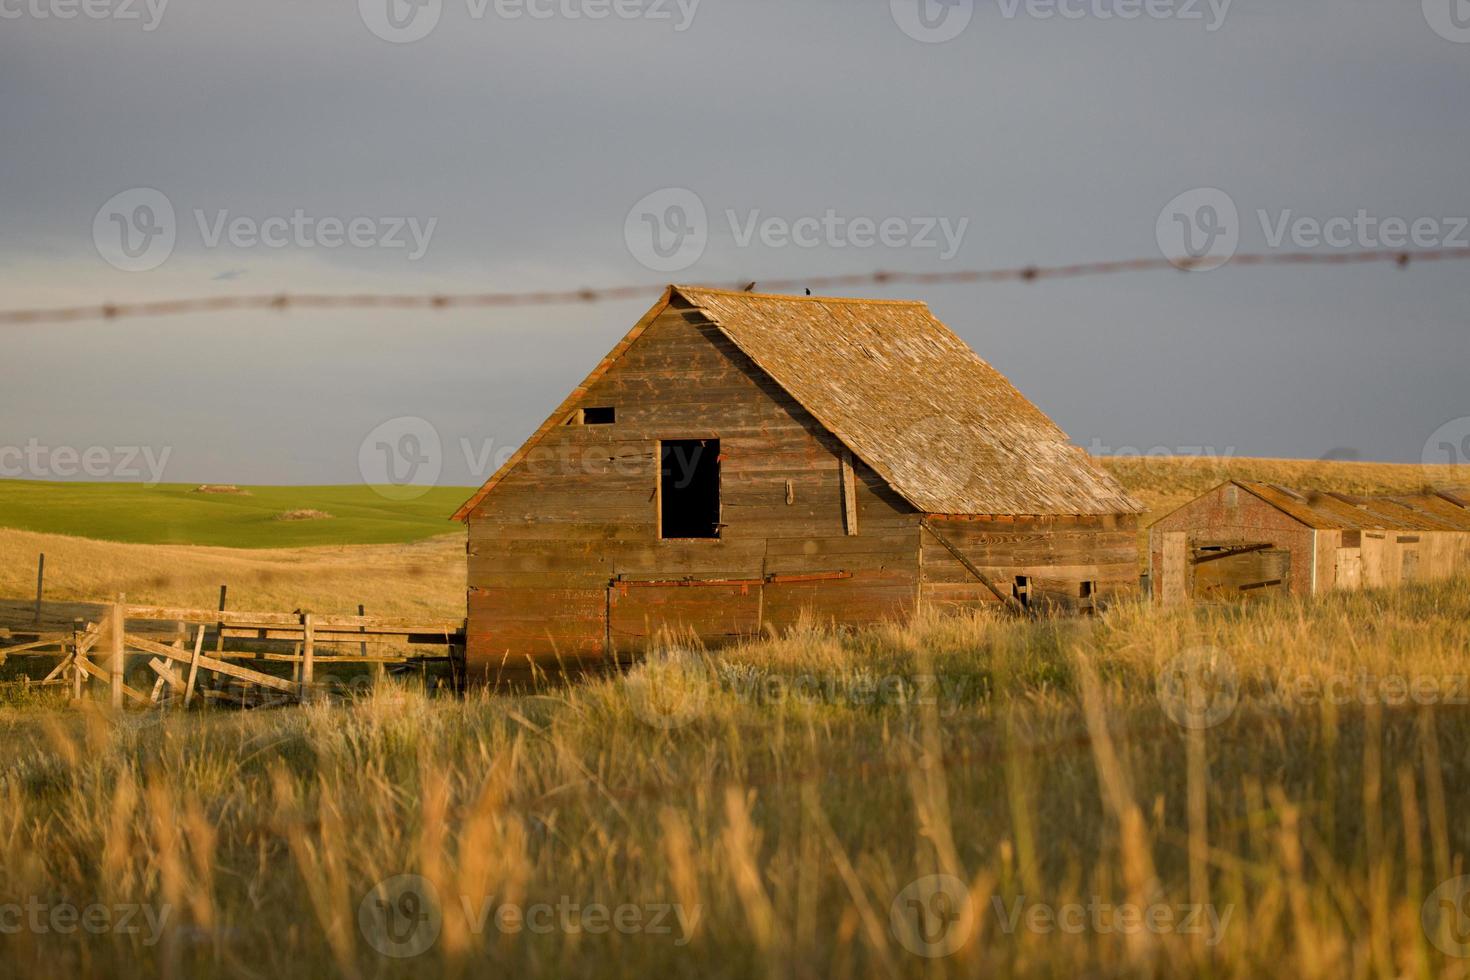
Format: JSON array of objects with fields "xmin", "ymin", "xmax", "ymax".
[
  {"xmin": 1149, "ymin": 483, "xmax": 1470, "ymax": 601},
  {"xmin": 464, "ymin": 301, "xmax": 922, "ymax": 679},
  {"xmin": 1148, "ymin": 484, "xmax": 1316, "ymax": 602},
  {"xmin": 920, "ymin": 514, "xmax": 1138, "ymax": 614}
]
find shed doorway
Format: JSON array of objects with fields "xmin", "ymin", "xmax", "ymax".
[{"xmin": 1190, "ymin": 541, "xmax": 1290, "ymax": 600}]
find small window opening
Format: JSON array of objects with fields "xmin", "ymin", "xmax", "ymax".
[
  {"xmin": 583, "ymin": 406, "xmax": 616, "ymax": 425},
  {"xmin": 660, "ymin": 439, "xmax": 721, "ymax": 539},
  {"xmin": 1079, "ymin": 580, "xmax": 1097, "ymax": 615},
  {"xmin": 1012, "ymin": 575, "xmax": 1031, "ymax": 609}
]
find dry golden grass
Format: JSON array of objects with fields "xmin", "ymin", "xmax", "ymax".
[{"xmin": 3, "ymin": 580, "xmax": 1470, "ymax": 977}]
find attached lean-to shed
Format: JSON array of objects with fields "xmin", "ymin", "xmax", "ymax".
[
  {"xmin": 1149, "ymin": 480, "xmax": 1470, "ymax": 604},
  {"xmin": 453, "ymin": 285, "xmax": 1143, "ymax": 681}
]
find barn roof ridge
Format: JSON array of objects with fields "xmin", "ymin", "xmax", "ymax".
[{"xmin": 672, "ymin": 285, "xmax": 930, "ymax": 307}]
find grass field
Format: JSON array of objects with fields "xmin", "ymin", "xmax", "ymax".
[
  {"xmin": 3, "ymin": 457, "xmax": 1470, "ymax": 978},
  {"xmin": 0, "ymin": 480, "xmax": 475, "ymax": 548},
  {"xmin": 4, "ymin": 580, "xmax": 1470, "ymax": 977}
]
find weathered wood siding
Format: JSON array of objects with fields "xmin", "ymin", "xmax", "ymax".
[
  {"xmin": 920, "ymin": 514, "xmax": 1139, "ymax": 613},
  {"xmin": 465, "ymin": 303, "xmax": 922, "ymax": 678},
  {"xmin": 1147, "ymin": 484, "xmax": 1315, "ymax": 601}
]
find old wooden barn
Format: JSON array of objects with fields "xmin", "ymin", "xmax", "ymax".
[
  {"xmin": 1149, "ymin": 480, "xmax": 1470, "ymax": 604},
  {"xmin": 453, "ymin": 286, "xmax": 1142, "ymax": 680}
]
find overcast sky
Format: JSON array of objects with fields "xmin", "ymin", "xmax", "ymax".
[{"xmin": 2, "ymin": 0, "xmax": 1467, "ymax": 489}]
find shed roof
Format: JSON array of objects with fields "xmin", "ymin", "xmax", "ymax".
[
  {"xmin": 1234, "ymin": 481, "xmax": 1470, "ymax": 532},
  {"xmin": 453, "ymin": 285, "xmax": 1141, "ymax": 520}
]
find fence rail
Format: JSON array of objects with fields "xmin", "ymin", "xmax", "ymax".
[{"xmin": 0, "ymin": 598, "xmax": 467, "ymax": 707}]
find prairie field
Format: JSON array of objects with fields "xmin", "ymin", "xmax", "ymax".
[{"xmin": 1, "ymin": 457, "xmax": 1469, "ymax": 979}]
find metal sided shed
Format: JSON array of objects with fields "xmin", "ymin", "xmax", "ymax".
[{"xmin": 1149, "ymin": 481, "xmax": 1470, "ymax": 604}]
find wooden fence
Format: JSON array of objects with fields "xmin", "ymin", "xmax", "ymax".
[{"xmin": 0, "ymin": 599, "xmax": 466, "ymax": 707}]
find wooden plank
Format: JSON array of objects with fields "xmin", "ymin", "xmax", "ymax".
[
  {"xmin": 74, "ymin": 655, "xmax": 149, "ymax": 705},
  {"xmin": 124, "ymin": 634, "xmax": 297, "ymax": 695},
  {"xmin": 125, "ymin": 605, "xmax": 461, "ymax": 636},
  {"xmin": 111, "ymin": 597, "xmax": 125, "ymax": 709},
  {"xmin": 840, "ymin": 451, "xmax": 858, "ymax": 536},
  {"xmin": 184, "ymin": 625, "xmax": 204, "ymax": 707},
  {"xmin": 300, "ymin": 613, "xmax": 315, "ymax": 700}
]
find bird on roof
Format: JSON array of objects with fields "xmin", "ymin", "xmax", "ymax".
[{"xmin": 742, "ymin": 281, "xmax": 756, "ymax": 292}]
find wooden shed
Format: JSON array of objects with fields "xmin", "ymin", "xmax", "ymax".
[
  {"xmin": 1149, "ymin": 481, "xmax": 1470, "ymax": 604},
  {"xmin": 453, "ymin": 286, "xmax": 1142, "ymax": 680}
]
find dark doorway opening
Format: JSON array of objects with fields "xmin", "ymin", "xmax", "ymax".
[{"xmin": 660, "ymin": 439, "xmax": 721, "ymax": 539}]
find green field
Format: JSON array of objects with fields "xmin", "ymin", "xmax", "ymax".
[{"xmin": 0, "ymin": 480, "xmax": 476, "ymax": 547}]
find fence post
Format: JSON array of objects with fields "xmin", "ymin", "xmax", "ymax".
[
  {"xmin": 71, "ymin": 619, "xmax": 84, "ymax": 702},
  {"xmin": 33, "ymin": 554, "xmax": 44, "ymax": 626},
  {"xmin": 215, "ymin": 585, "xmax": 228, "ymax": 653},
  {"xmin": 300, "ymin": 613, "xmax": 315, "ymax": 702},
  {"xmin": 111, "ymin": 595, "xmax": 126, "ymax": 710}
]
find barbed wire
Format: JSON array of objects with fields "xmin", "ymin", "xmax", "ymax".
[{"xmin": 2, "ymin": 247, "xmax": 1467, "ymax": 325}]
